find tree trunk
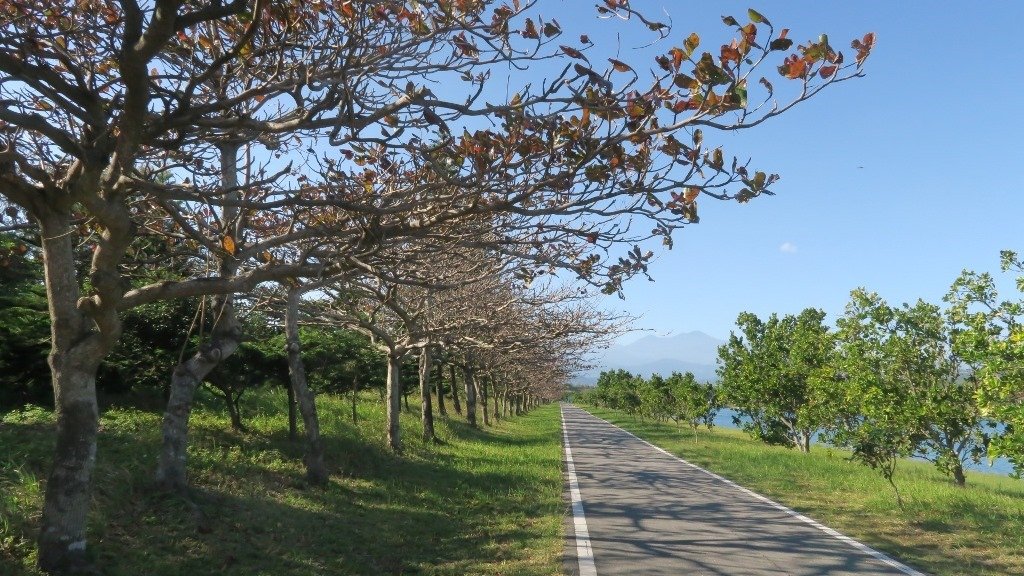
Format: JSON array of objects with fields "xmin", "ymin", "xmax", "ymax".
[
  {"xmin": 479, "ymin": 376, "xmax": 490, "ymax": 426},
  {"xmin": 419, "ymin": 348, "xmax": 435, "ymax": 442},
  {"xmin": 952, "ymin": 461, "xmax": 967, "ymax": 487},
  {"xmin": 285, "ymin": 288, "xmax": 327, "ymax": 485},
  {"xmin": 223, "ymin": 388, "xmax": 246, "ymax": 432},
  {"xmin": 386, "ymin": 353, "xmax": 403, "ymax": 451},
  {"xmin": 450, "ymin": 364, "xmax": 462, "ymax": 415},
  {"xmin": 36, "ymin": 212, "xmax": 110, "ymax": 573},
  {"xmin": 492, "ymin": 379, "xmax": 500, "ymax": 421},
  {"xmin": 287, "ymin": 381, "xmax": 297, "ymax": 441},
  {"xmin": 156, "ymin": 142, "xmax": 243, "ymax": 493},
  {"xmin": 463, "ymin": 366, "xmax": 477, "ymax": 428},
  {"xmin": 435, "ymin": 362, "xmax": 446, "ymax": 416},
  {"xmin": 157, "ymin": 328, "xmax": 241, "ymax": 491}
]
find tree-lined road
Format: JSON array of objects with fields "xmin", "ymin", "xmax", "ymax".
[{"xmin": 562, "ymin": 405, "xmax": 924, "ymax": 575}]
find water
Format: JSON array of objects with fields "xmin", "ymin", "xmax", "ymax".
[{"xmin": 710, "ymin": 408, "xmax": 1017, "ymax": 477}]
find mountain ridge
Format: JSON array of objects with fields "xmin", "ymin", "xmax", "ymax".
[{"xmin": 575, "ymin": 330, "xmax": 725, "ymax": 385}]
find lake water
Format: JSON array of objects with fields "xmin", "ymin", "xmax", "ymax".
[{"xmin": 711, "ymin": 408, "xmax": 1017, "ymax": 477}]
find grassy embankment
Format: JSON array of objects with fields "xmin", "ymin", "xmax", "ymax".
[
  {"xmin": 1, "ymin": 390, "xmax": 565, "ymax": 575},
  {"xmin": 582, "ymin": 405, "xmax": 1024, "ymax": 576}
]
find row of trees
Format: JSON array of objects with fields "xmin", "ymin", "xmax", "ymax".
[
  {"xmin": 0, "ymin": 0, "xmax": 873, "ymax": 572},
  {"xmin": 717, "ymin": 255, "xmax": 1024, "ymax": 500},
  {"xmin": 581, "ymin": 368, "xmax": 719, "ymax": 438}
]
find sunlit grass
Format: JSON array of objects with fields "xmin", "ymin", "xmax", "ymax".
[
  {"xmin": 0, "ymin": 390, "xmax": 565, "ymax": 575},
  {"xmin": 583, "ymin": 405, "xmax": 1024, "ymax": 576}
]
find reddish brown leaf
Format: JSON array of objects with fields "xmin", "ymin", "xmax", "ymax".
[
  {"xmin": 340, "ymin": 1, "xmax": 355, "ymax": 19},
  {"xmin": 720, "ymin": 43, "xmax": 741, "ymax": 65},
  {"xmin": 608, "ymin": 58, "xmax": 633, "ymax": 73},
  {"xmin": 669, "ymin": 47, "xmax": 685, "ymax": 71},
  {"xmin": 522, "ymin": 18, "xmax": 539, "ymax": 39},
  {"xmin": 560, "ymin": 45, "xmax": 587, "ymax": 61}
]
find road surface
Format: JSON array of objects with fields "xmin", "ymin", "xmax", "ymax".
[{"xmin": 561, "ymin": 405, "xmax": 926, "ymax": 576}]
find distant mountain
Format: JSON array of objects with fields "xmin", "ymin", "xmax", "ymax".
[{"xmin": 574, "ymin": 331, "xmax": 725, "ymax": 385}]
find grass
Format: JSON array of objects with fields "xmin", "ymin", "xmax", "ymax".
[
  {"xmin": 582, "ymin": 405, "xmax": 1024, "ymax": 576},
  {"xmin": 0, "ymin": 390, "xmax": 566, "ymax": 575}
]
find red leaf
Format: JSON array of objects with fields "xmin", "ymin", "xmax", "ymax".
[{"xmin": 669, "ymin": 47, "xmax": 685, "ymax": 71}]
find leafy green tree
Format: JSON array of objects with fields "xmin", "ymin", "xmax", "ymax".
[
  {"xmin": 717, "ymin": 308, "xmax": 832, "ymax": 452},
  {"xmin": 946, "ymin": 250, "xmax": 1024, "ymax": 476},
  {"xmin": 588, "ymin": 369, "xmax": 640, "ymax": 416},
  {"xmin": 817, "ymin": 290, "xmax": 984, "ymax": 500},
  {"xmin": 639, "ymin": 373, "xmax": 673, "ymax": 421},
  {"xmin": 667, "ymin": 371, "xmax": 719, "ymax": 439}
]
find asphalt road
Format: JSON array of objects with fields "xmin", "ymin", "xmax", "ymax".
[{"xmin": 561, "ymin": 405, "xmax": 926, "ymax": 576}]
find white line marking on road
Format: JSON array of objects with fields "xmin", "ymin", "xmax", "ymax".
[
  {"xmin": 562, "ymin": 405, "xmax": 598, "ymax": 576},
  {"xmin": 573, "ymin": 406, "xmax": 928, "ymax": 576}
]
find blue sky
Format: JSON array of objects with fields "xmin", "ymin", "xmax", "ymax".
[{"xmin": 531, "ymin": 1, "xmax": 1024, "ymax": 342}]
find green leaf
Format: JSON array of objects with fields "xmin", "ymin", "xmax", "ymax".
[{"xmin": 747, "ymin": 9, "xmax": 769, "ymax": 25}]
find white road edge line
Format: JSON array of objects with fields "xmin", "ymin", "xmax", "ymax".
[
  {"xmin": 572, "ymin": 406, "xmax": 929, "ymax": 576},
  {"xmin": 562, "ymin": 405, "xmax": 598, "ymax": 576}
]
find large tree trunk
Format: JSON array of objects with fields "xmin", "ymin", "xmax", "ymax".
[
  {"xmin": 285, "ymin": 288, "xmax": 327, "ymax": 485},
  {"xmin": 463, "ymin": 365, "xmax": 477, "ymax": 428},
  {"xmin": 449, "ymin": 364, "xmax": 462, "ymax": 415},
  {"xmin": 156, "ymin": 142, "xmax": 242, "ymax": 492},
  {"xmin": 419, "ymin": 348, "xmax": 435, "ymax": 442},
  {"xmin": 386, "ymin": 352, "xmax": 403, "ymax": 451},
  {"xmin": 35, "ymin": 211, "xmax": 113, "ymax": 573},
  {"xmin": 435, "ymin": 361, "xmax": 446, "ymax": 416}
]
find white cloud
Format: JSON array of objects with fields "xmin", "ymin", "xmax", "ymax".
[{"xmin": 779, "ymin": 242, "xmax": 798, "ymax": 253}]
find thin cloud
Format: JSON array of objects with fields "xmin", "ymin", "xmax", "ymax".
[{"xmin": 779, "ymin": 242, "xmax": 798, "ymax": 253}]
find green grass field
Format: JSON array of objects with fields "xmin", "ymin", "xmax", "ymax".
[
  {"xmin": 1, "ymin": 390, "xmax": 566, "ymax": 575},
  {"xmin": 582, "ymin": 405, "xmax": 1024, "ymax": 576}
]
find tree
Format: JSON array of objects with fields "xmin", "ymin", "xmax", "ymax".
[
  {"xmin": 946, "ymin": 250, "xmax": 1024, "ymax": 476},
  {"xmin": 717, "ymin": 308, "xmax": 832, "ymax": 452},
  {"xmin": 816, "ymin": 290, "xmax": 985, "ymax": 502},
  {"xmin": 667, "ymin": 371, "xmax": 718, "ymax": 439},
  {"xmin": 0, "ymin": 1, "xmax": 873, "ymax": 569}
]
